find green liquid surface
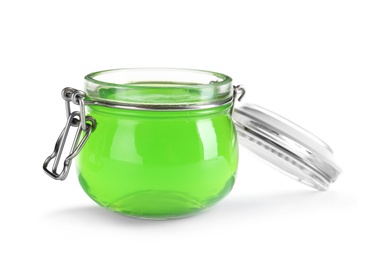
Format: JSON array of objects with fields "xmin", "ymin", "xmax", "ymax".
[{"xmin": 77, "ymin": 87, "xmax": 238, "ymax": 218}]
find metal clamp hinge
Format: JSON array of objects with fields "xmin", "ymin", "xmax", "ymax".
[{"xmin": 43, "ymin": 88, "xmax": 97, "ymax": 180}]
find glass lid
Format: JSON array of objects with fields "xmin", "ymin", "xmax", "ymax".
[{"xmin": 233, "ymin": 104, "xmax": 342, "ymax": 191}]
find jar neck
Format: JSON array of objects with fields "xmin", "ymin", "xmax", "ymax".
[{"xmin": 84, "ymin": 68, "xmax": 233, "ymax": 110}]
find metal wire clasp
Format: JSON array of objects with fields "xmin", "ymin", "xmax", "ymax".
[
  {"xmin": 233, "ymin": 85, "xmax": 246, "ymax": 102},
  {"xmin": 231, "ymin": 85, "xmax": 246, "ymax": 114},
  {"xmin": 43, "ymin": 88, "xmax": 97, "ymax": 180}
]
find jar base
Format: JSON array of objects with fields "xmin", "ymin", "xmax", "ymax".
[{"xmin": 97, "ymin": 190, "xmax": 213, "ymax": 219}]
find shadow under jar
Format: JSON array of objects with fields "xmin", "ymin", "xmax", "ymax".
[{"xmin": 78, "ymin": 68, "xmax": 238, "ymax": 219}]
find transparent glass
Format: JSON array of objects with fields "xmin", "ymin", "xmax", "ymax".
[
  {"xmin": 77, "ymin": 68, "xmax": 238, "ymax": 219},
  {"xmin": 84, "ymin": 68, "xmax": 233, "ymax": 106}
]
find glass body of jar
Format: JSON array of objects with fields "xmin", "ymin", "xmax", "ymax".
[{"xmin": 76, "ymin": 69, "xmax": 238, "ymax": 219}]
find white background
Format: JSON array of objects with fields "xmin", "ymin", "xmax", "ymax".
[{"xmin": 0, "ymin": 0, "xmax": 371, "ymax": 259}]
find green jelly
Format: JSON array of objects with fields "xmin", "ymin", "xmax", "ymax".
[{"xmin": 77, "ymin": 103, "xmax": 238, "ymax": 218}]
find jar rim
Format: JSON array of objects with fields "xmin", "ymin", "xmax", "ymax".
[
  {"xmin": 85, "ymin": 68, "xmax": 232, "ymax": 88},
  {"xmin": 83, "ymin": 68, "xmax": 234, "ymax": 110}
]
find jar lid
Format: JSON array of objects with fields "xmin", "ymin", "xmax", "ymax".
[{"xmin": 233, "ymin": 104, "xmax": 342, "ymax": 191}]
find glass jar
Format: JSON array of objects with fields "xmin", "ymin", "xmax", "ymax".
[
  {"xmin": 43, "ymin": 68, "xmax": 342, "ymax": 219},
  {"xmin": 80, "ymin": 68, "xmax": 238, "ymax": 218}
]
